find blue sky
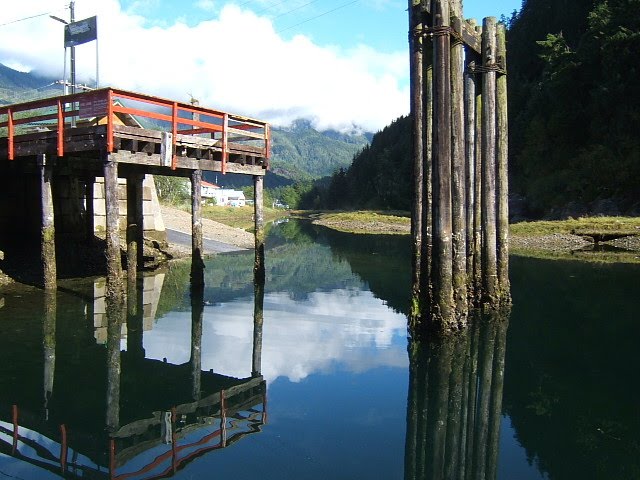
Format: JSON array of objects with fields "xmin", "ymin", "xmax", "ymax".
[
  {"xmin": 118, "ymin": 0, "xmax": 521, "ymax": 52},
  {"xmin": 1, "ymin": 0, "xmax": 522, "ymax": 131}
]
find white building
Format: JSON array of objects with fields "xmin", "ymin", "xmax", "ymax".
[{"xmin": 201, "ymin": 181, "xmax": 246, "ymax": 207}]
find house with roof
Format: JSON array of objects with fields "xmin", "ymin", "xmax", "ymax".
[{"xmin": 201, "ymin": 180, "xmax": 246, "ymax": 207}]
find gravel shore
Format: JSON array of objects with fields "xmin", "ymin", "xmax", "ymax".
[{"xmin": 160, "ymin": 205, "xmax": 254, "ymax": 256}]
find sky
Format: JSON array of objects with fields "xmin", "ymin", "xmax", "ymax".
[{"xmin": 0, "ymin": 0, "xmax": 522, "ymax": 132}]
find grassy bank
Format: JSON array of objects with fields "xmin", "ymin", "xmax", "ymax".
[{"xmin": 164, "ymin": 202, "xmax": 289, "ymax": 231}]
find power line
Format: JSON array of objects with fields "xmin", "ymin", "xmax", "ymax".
[
  {"xmin": 255, "ymin": 0, "xmax": 290, "ymax": 15},
  {"xmin": 0, "ymin": 5, "xmax": 68, "ymax": 28},
  {"xmin": 272, "ymin": 0, "xmax": 322, "ymax": 20},
  {"xmin": 277, "ymin": 0, "xmax": 359, "ymax": 34}
]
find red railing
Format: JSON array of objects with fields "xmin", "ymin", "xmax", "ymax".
[{"xmin": 0, "ymin": 88, "xmax": 271, "ymax": 173}]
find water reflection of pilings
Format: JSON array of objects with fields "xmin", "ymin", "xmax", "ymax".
[
  {"xmin": 43, "ymin": 290, "xmax": 56, "ymax": 420},
  {"xmin": 405, "ymin": 314, "xmax": 509, "ymax": 480}
]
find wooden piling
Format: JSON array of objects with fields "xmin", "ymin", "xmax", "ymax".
[
  {"xmin": 473, "ymin": 77, "xmax": 483, "ymax": 300},
  {"xmin": 496, "ymin": 23, "xmax": 510, "ymax": 300},
  {"xmin": 38, "ymin": 154, "xmax": 56, "ymax": 291},
  {"xmin": 450, "ymin": 0, "xmax": 468, "ymax": 319},
  {"xmin": 481, "ymin": 17, "xmax": 498, "ymax": 305},
  {"xmin": 409, "ymin": 0, "xmax": 425, "ymax": 320},
  {"xmin": 253, "ymin": 175, "xmax": 265, "ymax": 282},
  {"xmin": 191, "ymin": 169, "xmax": 204, "ymax": 288},
  {"xmin": 431, "ymin": 0, "xmax": 454, "ymax": 326},
  {"xmin": 103, "ymin": 154, "xmax": 122, "ymax": 294},
  {"xmin": 464, "ymin": 22, "xmax": 478, "ymax": 297},
  {"xmin": 126, "ymin": 174, "xmax": 144, "ymax": 281},
  {"xmin": 420, "ymin": 22, "xmax": 434, "ymax": 313}
]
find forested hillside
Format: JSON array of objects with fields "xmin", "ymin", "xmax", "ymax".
[
  {"xmin": 270, "ymin": 119, "xmax": 371, "ymax": 180},
  {"xmin": 316, "ymin": 0, "xmax": 640, "ymax": 218}
]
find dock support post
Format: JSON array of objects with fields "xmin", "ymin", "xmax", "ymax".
[
  {"xmin": 431, "ymin": 0, "xmax": 454, "ymax": 327},
  {"xmin": 253, "ymin": 175, "xmax": 265, "ymax": 282},
  {"xmin": 464, "ymin": 29, "xmax": 479, "ymax": 299},
  {"xmin": 85, "ymin": 178, "xmax": 95, "ymax": 244},
  {"xmin": 191, "ymin": 169, "xmax": 204, "ymax": 288},
  {"xmin": 451, "ymin": 0, "xmax": 468, "ymax": 320},
  {"xmin": 38, "ymin": 154, "xmax": 57, "ymax": 291},
  {"xmin": 481, "ymin": 18, "xmax": 499, "ymax": 305},
  {"xmin": 496, "ymin": 23, "xmax": 510, "ymax": 301},
  {"xmin": 126, "ymin": 174, "xmax": 144, "ymax": 280},
  {"xmin": 104, "ymin": 154, "xmax": 122, "ymax": 294},
  {"xmin": 409, "ymin": 0, "xmax": 424, "ymax": 321}
]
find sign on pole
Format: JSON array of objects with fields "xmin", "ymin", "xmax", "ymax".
[{"xmin": 64, "ymin": 16, "xmax": 98, "ymax": 48}]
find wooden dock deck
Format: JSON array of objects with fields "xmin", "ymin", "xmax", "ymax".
[{"xmin": 0, "ymin": 88, "xmax": 270, "ymax": 176}]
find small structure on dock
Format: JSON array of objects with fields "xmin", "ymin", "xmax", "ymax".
[
  {"xmin": 0, "ymin": 88, "xmax": 270, "ymax": 290},
  {"xmin": 408, "ymin": 0, "xmax": 510, "ymax": 333}
]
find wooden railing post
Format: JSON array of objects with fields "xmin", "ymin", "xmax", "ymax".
[
  {"xmin": 222, "ymin": 113, "xmax": 229, "ymax": 174},
  {"xmin": 57, "ymin": 99, "xmax": 65, "ymax": 157},
  {"xmin": 7, "ymin": 107, "xmax": 14, "ymax": 160},
  {"xmin": 171, "ymin": 102, "xmax": 178, "ymax": 170}
]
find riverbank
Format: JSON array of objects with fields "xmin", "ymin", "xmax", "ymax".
[{"xmin": 305, "ymin": 211, "xmax": 640, "ymax": 263}]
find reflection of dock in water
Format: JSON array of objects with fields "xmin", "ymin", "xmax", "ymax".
[
  {"xmin": 0, "ymin": 269, "xmax": 267, "ymax": 479},
  {"xmin": 92, "ymin": 273, "xmax": 165, "ymax": 344}
]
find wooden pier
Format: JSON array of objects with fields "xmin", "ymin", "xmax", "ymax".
[{"xmin": 0, "ymin": 88, "xmax": 270, "ymax": 289}]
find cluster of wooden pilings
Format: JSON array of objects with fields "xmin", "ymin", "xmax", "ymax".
[{"xmin": 409, "ymin": 0, "xmax": 510, "ymax": 332}]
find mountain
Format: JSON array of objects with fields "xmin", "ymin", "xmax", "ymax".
[
  {"xmin": 0, "ymin": 63, "xmax": 370, "ymax": 183},
  {"xmin": 0, "ymin": 64, "xmax": 61, "ymax": 105},
  {"xmin": 270, "ymin": 118, "xmax": 371, "ymax": 180}
]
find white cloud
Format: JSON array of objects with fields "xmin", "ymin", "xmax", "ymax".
[
  {"xmin": 142, "ymin": 289, "xmax": 408, "ymax": 384},
  {"xmin": 194, "ymin": 0, "xmax": 217, "ymax": 12},
  {"xmin": 0, "ymin": 0, "xmax": 408, "ymax": 132}
]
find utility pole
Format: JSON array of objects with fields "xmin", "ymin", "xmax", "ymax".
[{"xmin": 70, "ymin": 1, "xmax": 76, "ymax": 95}]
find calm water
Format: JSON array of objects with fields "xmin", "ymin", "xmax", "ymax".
[{"xmin": 0, "ymin": 220, "xmax": 638, "ymax": 479}]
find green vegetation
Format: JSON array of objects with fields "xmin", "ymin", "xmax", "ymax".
[
  {"xmin": 510, "ymin": 217, "xmax": 640, "ymax": 237},
  {"xmin": 201, "ymin": 205, "xmax": 286, "ymax": 231},
  {"xmin": 300, "ymin": 116, "xmax": 411, "ymax": 210},
  {"xmin": 508, "ymin": 0, "xmax": 640, "ymax": 216}
]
